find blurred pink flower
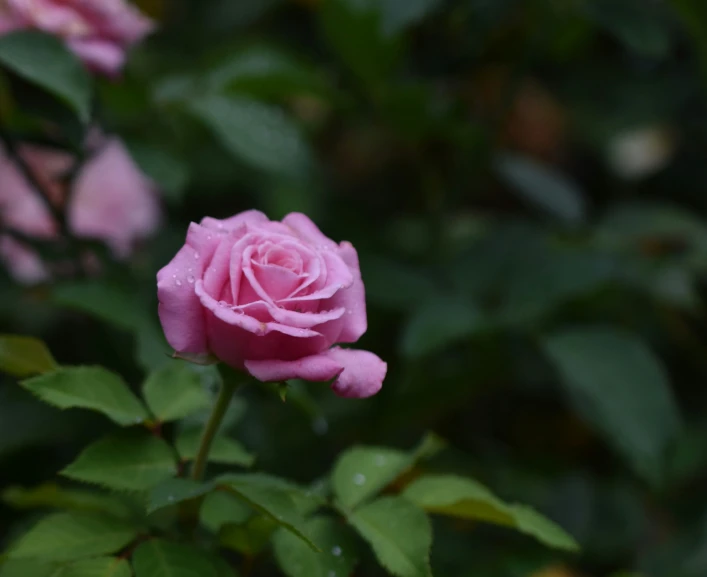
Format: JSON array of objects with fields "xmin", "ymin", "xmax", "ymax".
[
  {"xmin": 0, "ymin": 0, "xmax": 154, "ymax": 75},
  {"xmin": 0, "ymin": 138, "xmax": 161, "ymax": 283}
]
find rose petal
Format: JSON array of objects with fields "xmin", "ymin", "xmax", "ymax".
[
  {"xmin": 201, "ymin": 210, "xmax": 269, "ymax": 232},
  {"xmin": 156, "ymin": 223, "xmax": 220, "ymax": 354},
  {"xmin": 195, "ymin": 281, "xmax": 321, "ymax": 339},
  {"xmin": 327, "ymin": 241, "xmax": 367, "ymax": 343},
  {"xmin": 283, "ymin": 213, "xmax": 338, "ymax": 250},
  {"xmin": 245, "ymin": 355, "xmax": 343, "ymax": 383},
  {"xmin": 326, "ymin": 347, "xmax": 386, "ymax": 398},
  {"xmin": 244, "ymin": 346, "xmax": 386, "ymax": 399}
]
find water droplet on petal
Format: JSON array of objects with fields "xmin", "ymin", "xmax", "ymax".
[
  {"xmin": 175, "ymin": 279, "xmax": 182, "ymax": 286},
  {"xmin": 194, "ymin": 252, "xmax": 200, "ymax": 260},
  {"xmin": 331, "ymin": 546, "xmax": 342, "ymax": 556},
  {"xmin": 218, "ymin": 300, "xmax": 227, "ymax": 307},
  {"xmin": 353, "ymin": 473, "xmax": 366, "ymax": 486},
  {"xmin": 187, "ymin": 267, "xmax": 193, "ymax": 273},
  {"xmin": 187, "ymin": 275, "xmax": 195, "ymax": 284}
]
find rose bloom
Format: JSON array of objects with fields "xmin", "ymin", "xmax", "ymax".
[
  {"xmin": 0, "ymin": 0, "xmax": 154, "ymax": 75},
  {"xmin": 157, "ymin": 211, "xmax": 387, "ymax": 398},
  {"xmin": 0, "ymin": 138, "xmax": 161, "ymax": 283}
]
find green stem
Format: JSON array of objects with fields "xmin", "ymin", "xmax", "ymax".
[{"xmin": 191, "ymin": 376, "xmax": 239, "ymax": 482}]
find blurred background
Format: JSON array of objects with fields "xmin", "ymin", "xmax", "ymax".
[{"xmin": 3, "ymin": 0, "xmax": 707, "ymax": 575}]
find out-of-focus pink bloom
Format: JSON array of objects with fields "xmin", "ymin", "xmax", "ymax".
[
  {"xmin": 69, "ymin": 139, "xmax": 161, "ymax": 257},
  {"xmin": 0, "ymin": 0, "xmax": 154, "ymax": 75},
  {"xmin": 0, "ymin": 138, "xmax": 161, "ymax": 283}
]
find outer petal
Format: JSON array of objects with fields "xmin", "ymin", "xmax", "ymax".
[
  {"xmin": 156, "ymin": 223, "xmax": 220, "ymax": 354},
  {"xmin": 244, "ymin": 346, "xmax": 386, "ymax": 399},
  {"xmin": 67, "ymin": 38, "xmax": 125, "ymax": 75},
  {"xmin": 245, "ymin": 355, "xmax": 343, "ymax": 383},
  {"xmin": 201, "ymin": 210, "xmax": 269, "ymax": 232},
  {"xmin": 326, "ymin": 347, "xmax": 386, "ymax": 398},
  {"xmin": 282, "ymin": 213, "xmax": 338, "ymax": 250},
  {"xmin": 326, "ymin": 241, "xmax": 367, "ymax": 343}
]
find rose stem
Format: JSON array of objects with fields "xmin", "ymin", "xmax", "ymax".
[{"xmin": 191, "ymin": 374, "xmax": 240, "ymax": 482}]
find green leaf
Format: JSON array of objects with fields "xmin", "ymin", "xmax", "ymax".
[
  {"xmin": 2, "ymin": 484, "xmax": 131, "ymax": 518},
  {"xmin": 147, "ymin": 478, "xmax": 214, "ymax": 514},
  {"xmin": 0, "ymin": 335, "xmax": 57, "ymax": 377},
  {"xmin": 217, "ymin": 474, "xmax": 320, "ymax": 551},
  {"xmin": 0, "ymin": 559, "xmax": 55, "ymax": 577},
  {"xmin": 273, "ymin": 517, "xmax": 359, "ymax": 577},
  {"xmin": 347, "ymin": 497, "xmax": 432, "ymax": 577},
  {"xmin": 132, "ymin": 539, "xmax": 236, "ymax": 577},
  {"xmin": 332, "ymin": 447, "xmax": 411, "ymax": 510},
  {"xmin": 541, "ymin": 328, "xmax": 682, "ymax": 483},
  {"xmin": 62, "ymin": 433, "xmax": 178, "ymax": 492},
  {"xmin": 0, "ymin": 31, "xmax": 91, "ymax": 122},
  {"xmin": 53, "ymin": 557, "xmax": 132, "ymax": 577},
  {"xmin": 219, "ymin": 515, "xmax": 278, "ymax": 555},
  {"xmin": 176, "ymin": 429, "xmax": 255, "ymax": 467},
  {"xmin": 188, "ymin": 94, "xmax": 312, "ymax": 177},
  {"xmin": 380, "ymin": 0, "xmax": 442, "ymax": 35},
  {"xmin": 200, "ymin": 491, "xmax": 252, "ymax": 533},
  {"xmin": 319, "ymin": 0, "xmax": 402, "ymax": 87},
  {"xmin": 21, "ymin": 366, "xmax": 149, "ymax": 427},
  {"xmin": 143, "ymin": 364, "xmax": 211, "ymax": 423},
  {"xmin": 494, "ymin": 153, "xmax": 586, "ymax": 225},
  {"xmin": 585, "ymin": 0, "xmax": 671, "ymax": 58},
  {"xmin": 7, "ymin": 512, "xmax": 137, "ymax": 562},
  {"xmin": 402, "ymin": 475, "xmax": 579, "ymax": 551},
  {"xmin": 127, "ymin": 143, "xmax": 189, "ymax": 204},
  {"xmin": 360, "ymin": 257, "xmax": 439, "ymax": 312},
  {"xmin": 207, "ymin": 44, "xmax": 329, "ymax": 99},
  {"xmin": 52, "ymin": 283, "xmax": 145, "ymax": 332},
  {"xmin": 401, "ymin": 297, "xmax": 485, "ymax": 357}
]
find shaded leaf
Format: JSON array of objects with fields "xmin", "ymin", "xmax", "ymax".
[
  {"xmin": 21, "ymin": 366, "xmax": 149, "ymax": 427},
  {"xmin": 0, "ymin": 335, "xmax": 57, "ymax": 377},
  {"xmin": 176, "ymin": 429, "xmax": 255, "ymax": 467},
  {"xmin": 401, "ymin": 296, "xmax": 485, "ymax": 357},
  {"xmin": 188, "ymin": 94, "xmax": 311, "ymax": 177},
  {"xmin": 217, "ymin": 474, "xmax": 320, "ymax": 551},
  {"xmin": 7, "ymin": 512, "xmax": 136, "ymax": 562},
  {"xmin": 127, "ymin": 143, "xmax": 189, "ymax": 204},
  {"xmin": 542, "ymin": 328, "xmax": 681, "ymax": 483},
  {"xmin": 200, "ymin": 491, "xmax": 252, "ymax": 534},
  {"xmin": 62, "ymin": 433, "xmax": 177, "ymax": 492},
  {"xmin": 54, "ymin": 557, "xmax": 132, "ymax": 577},
  {"xmin": 143, "ymin": 363, "xmax": 211, "ymax": 423},
  {"xmin": 347, "ymin": 497, "xmax": 432, "ymax": 577},
  {"xmin": 219, "ymin": 515, "xmax": 278, "ymax": 556},
  {"xmin": 0, "ymin": 31, "xmax": 91, "ymax": 121},
  {"xmin": 319, "ymin": 0, "xmax": 402, "ymax": 86},
  {"xmin": 273, "ymin": 516, "xmax": 359, "ymax": 577},
  {"xmin": 332, "ymin": 447, "xmax": 411, "ymax": 510},
  {"xmin": 147, "ymin": 478, "xmax": 214, "ymax": 514},
  {"xmin": 2, "ymin": 484, "xmax": 131, "ymax": 518},
  {"xmin": 403, "ymin": 475, "xmax": 579, "ymax": 551},
  {"xmin": 132, "ymin": 539, "xmax": 234, "ymax": 577},
  {"xmin": 495, "ymin": 153, "xmax": 586, "ymax": 225}
]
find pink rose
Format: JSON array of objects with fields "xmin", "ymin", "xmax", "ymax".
[
  {"xmin": 0, "ymin": 0, "xmax": 154, "ymax": 75},
  {"xmin": 0, "ymin": 138, "xmax": 161, "ymax": 282},
  {"xmin": 156, "ymin": 211, "xmax": 387, "ymax": 399}
]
